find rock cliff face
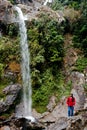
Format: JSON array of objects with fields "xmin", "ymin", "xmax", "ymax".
[
  {"xmin": 0, "ymin": 84, "xmax": 21, "ymax": 114},
  {"xmin": 0, "ymin": 0, "xmax": 65, "ymax": 24},
  {"xmin": 0, "ymin": 0, "xmax": 13, "ymax": 23}
]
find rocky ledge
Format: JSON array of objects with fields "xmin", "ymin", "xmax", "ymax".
[
  {"xmin": 0, "ymin": 84, "xmax": 21, "ymax": 114},
  {"xmin": 0, "ymin": 110, "xmax": 87, "ymax": 130}
]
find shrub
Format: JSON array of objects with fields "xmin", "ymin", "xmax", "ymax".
[
  {"xmin": 0, "ymin": 63, "xmax": 4, "ymax": 79},
  {"xmin": 75, "ymin": 57, "xmax": 87, "ymax": 72}
]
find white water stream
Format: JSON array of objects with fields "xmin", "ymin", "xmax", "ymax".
[
  {"xmin": 14, "ymin": 6, "xmax": 32, "ymax": 119},
  {"xmin": 44, "ymin": 0, "xmax": 53, "ymax": 5}
]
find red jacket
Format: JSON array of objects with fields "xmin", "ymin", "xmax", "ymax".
[{"xmin": 66, "ymin": 96, "xmax": 76, "ymax": 106}]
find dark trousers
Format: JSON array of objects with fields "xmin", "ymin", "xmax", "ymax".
[{"xmin": 68, "ymin": 106, "xmax": 74, "ymax": 117}]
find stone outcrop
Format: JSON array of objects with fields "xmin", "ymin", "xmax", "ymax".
[
  {"xmin": 0, "ymin": 0, "xmax": 13, "ymax": 23},
  {"xmin": 0, "ymin": 116, "xmax": 45, "ymax": 130},
  {"xmin": 70, "ymin": 72, "xmax": 86, "ymax": 110},
  {"xmin": 46, "ymin": 114, "xmax": 87, "ymax": 130},
  {"xmin": 0, "ymin": 84, "xmax": 21, "ymax": 114},
  {"xmin": 0, "ymin": 0, "xmax": 65, "ymax": 24},
  {"xmin": 0, "ymin": 109, "xmax": 87, "ymax": 130}
]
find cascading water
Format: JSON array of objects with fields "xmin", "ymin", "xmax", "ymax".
[
  {"xmin": 44, "ymin": 0, "xmax": 53, "ymax": 5},
  {"xmin": 14, "ymin": 6, "xmax": 34, "ymax": 121}
]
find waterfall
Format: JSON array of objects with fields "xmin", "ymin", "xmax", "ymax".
[
  {"xmin": 44, "ymin": 0, "xmax": 53, "ymax": 5},
  {"xmin": 14, "ymin": 6, "xmax": 32, "ymax": 118}
]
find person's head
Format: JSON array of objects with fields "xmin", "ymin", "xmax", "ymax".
[{"xmin": 70, "ymin": 93, "xmax": 73, "ymax": 97}]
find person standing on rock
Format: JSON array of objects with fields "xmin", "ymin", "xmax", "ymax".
[{"xmin": 66, "ymin": 93, "xmax": 76, "ymax": 117}]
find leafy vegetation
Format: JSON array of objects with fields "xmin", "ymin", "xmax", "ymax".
[
  {"xmin": 51, "ymin": 0, "xmax": 82, "ymax": 10},
  {"xmin": 75, "ymin": 57, "xmax": 87, "ymax": 72},
  {"xmin": 0, "ymin": 63, "xmax": 4, "ymax": 79},
  {"xmin": 72, "ymin": 1, "xmax": 87, "ymax": 53},
  {"xmin": 27, "ymin": 15, "xmax": 65, "ymax": 112},
  {"xmin": 0, "ymin": 34, "xmax": 21, "ymax": 92},
  {"xmin": 0, "ymin": 82, "xmax": 9, "ymax": 100}
]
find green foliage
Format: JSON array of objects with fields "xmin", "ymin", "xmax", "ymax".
[
  {"xmin": 0, "ymin": 23, "xmax": 18, "ymax": 37},
  {"xmin": 27, "ymin": 16, "xmax": 65, "ymax": 112},
  {"xmin": 72, "ymin": 1, "xmax": 87, "ymax": 55},
  {"xmin": 51, "ymin": 0, "xmax": 63, "ymax": 10},
  {"xmin": 0, "ymin": 82, "xmax": 8, "ymax": 100},
  {"xmin": 36, "ymin": 16, "xmax": 64, "ymax": 65},
  {"xmin": 0, "ymin": 63, "xmax": 4, "ymax": 79},
  {"xmin": 75, "ymin": 57, "xmax": 87, "ymax": 72},
  {"xmin": 0, "ymin": 35, "xmax": 20, "ymax": 86},
  {"xmin": 28, "ymin": 28, "xmax": 45, "ymax": 67},
  {"xmin": 0, "ymin": 37, "xmax": 20, "ymax": 63},
  {"xmin": 69, "ymin": 1, "xmax": 80, "ymax": 9},
  {"xmin": 73, "ymin": 16, "xmax": 87, "ymax": 56},
  {"xmin": 28, "ymin": 15, "xmax": 64, "ymax": 69},
  {"xmin": 32, "ymin": 69, "xmax": 64, "ymax": 113},
  {"xmin": 51, "ymin": 0, "xmax": 82, "ymax": 10},
  {"xmin": 7, "ymin": 24, "xmax": 18, "ymax": 37}
]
